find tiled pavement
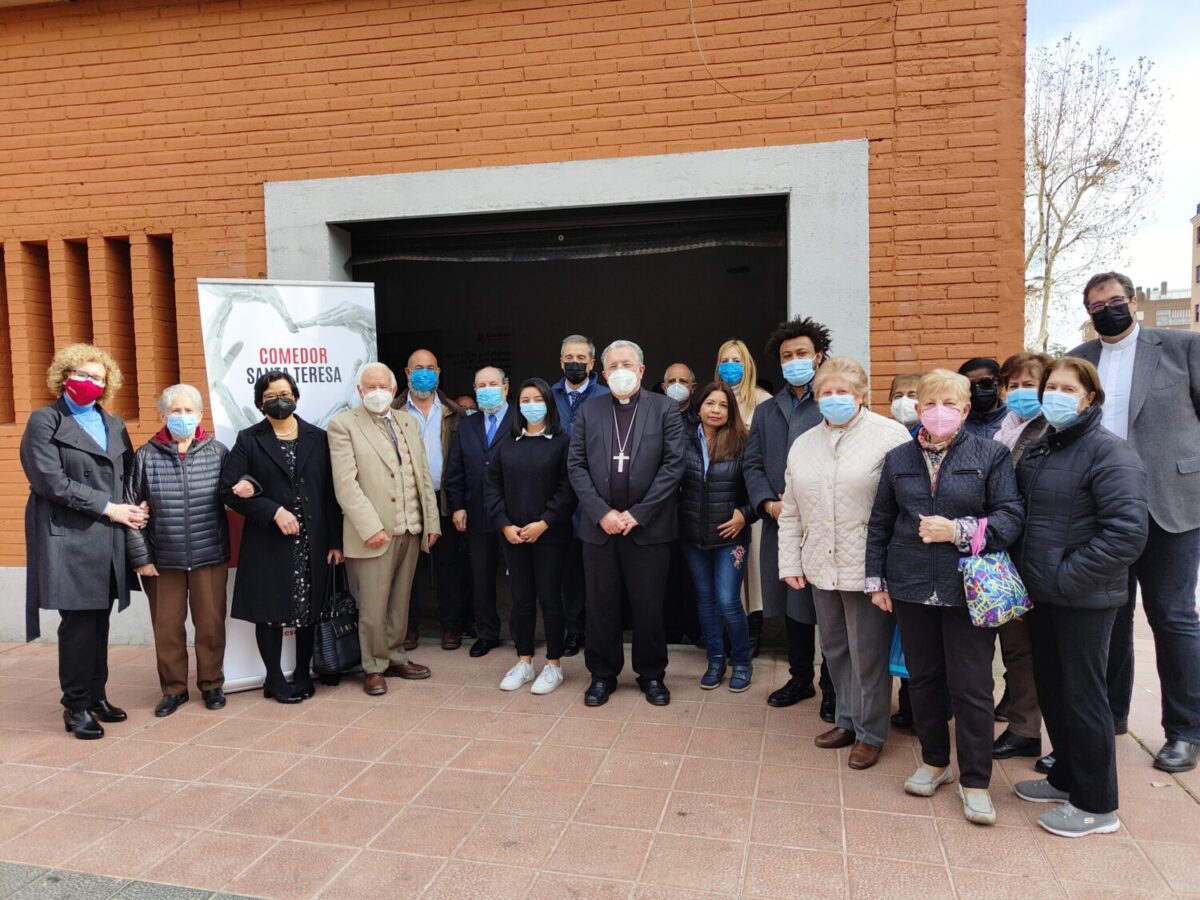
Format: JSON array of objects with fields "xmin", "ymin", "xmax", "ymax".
[{"xmin": 0, "ymin": 608, "xmax": 1197, "ymax": 899}]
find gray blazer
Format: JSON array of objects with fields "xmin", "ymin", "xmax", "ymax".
[{"xmin": 1070, "ymin": 327, "xmax": 1200, "ymax": 533}]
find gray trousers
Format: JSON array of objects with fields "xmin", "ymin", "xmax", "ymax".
[
  {"xmin": 998, "ymin": 616, "xmax": 1042, "ymax": 739},
  {"xmin": 348, "ymin": 533, "xmax": 420, "ymax": 674},
  {"xmin": 813, "ymin": 587, "xmax": 894, "ymax": 747}
]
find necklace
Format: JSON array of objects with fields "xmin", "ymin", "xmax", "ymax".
[
  {"xmin": 273, "ymin": 421, "xmax": 298, "ymax": 439},
  {"xmin": 611, "ymin": 402, "xmax": 639, "ymax": 474}
]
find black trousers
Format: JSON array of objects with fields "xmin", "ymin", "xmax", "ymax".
[
  {"xmin": 58, "ymin": 600, "xmax": 113, "ymax": 712},
  {"xmin": 468, "ymin": 531, "xmax": 503, "ymax": 641},
  {"xmin": 561, "ymin": 537, "xmax": 586, "ymax": 635},
  {"xmin": 894, "ymin": 601, "xmax": 995, "ymax": 788},
  {"xmin": 663, "ymin": 539, "xmax": 701, "ymax": 644},
  {"xmin": 583, "ymin": 538, "xmax": 669, "ymax": 686},
  {"xmin": 428, "ymin": 512, "xmax": 464, "ymax": 630},
  {"xmin": 504, "ymin": 540, "xmax": 567, "ymax": 659},
  {"xmin": 1031, "ymin": 603, "xmax": 1119, "ymax": 814},
  {"xmin": 785, "ymin": 616, "xmax": 834, "ymax": 696}
]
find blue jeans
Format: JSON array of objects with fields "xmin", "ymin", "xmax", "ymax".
[{"xmin": 683, "ymin": 543, "xmax": 751, "ymax": 668}]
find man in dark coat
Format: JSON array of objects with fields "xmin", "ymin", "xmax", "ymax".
[{"xmin": 567, "ymin": 339, "xmax": 686, "ymax": 707}]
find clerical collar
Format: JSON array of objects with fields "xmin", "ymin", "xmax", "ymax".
[
  {"xmin": 615, "ymin": 389, "xmax": 641, "ymax": 406},
  {"xmin": 1102, "ymin": 324, "xmax": 1139, "ymax": 351}
]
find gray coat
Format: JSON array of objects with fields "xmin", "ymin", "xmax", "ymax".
[
  {"xmin": 743, "ymin": 387, "xmax": 824, "ymax": 623},
  {"xmin": 1070, "ymin": 327, "xmax": 1200, "ymax": 533},
  {"xmin": 20, "ymin": 398, "xmax": 136, "ymax": 641}
]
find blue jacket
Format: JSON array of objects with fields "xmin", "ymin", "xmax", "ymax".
[
  {"xmin": 445, "ymin": 405, "xmax": 516, "ymax": 534},
  {"xmin": 551, "ymin": 373, "xmax": 609, "ymax": 437}
]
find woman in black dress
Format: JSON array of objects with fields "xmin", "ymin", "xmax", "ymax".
[{"xmin": 221, "ymin": 370, "xmax": 343, "ymax": 702}]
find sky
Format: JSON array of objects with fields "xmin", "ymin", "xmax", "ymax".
[{"xmin": 1028, "ymin": 0, "xmax": 1199, "ymax": 297}]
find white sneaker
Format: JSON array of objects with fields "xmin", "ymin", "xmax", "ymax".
[
  {"xmin": 499, "ymin": 660, "xmax": 535, "ymax": 691},
  {"xmin": 531, "ymin": 664, "xmax": 564, "ymax": 695}
]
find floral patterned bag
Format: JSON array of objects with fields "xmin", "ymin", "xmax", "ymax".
[{"xmin": 957, "ymin": 516, "xmax": 1032, "ymax": 628}]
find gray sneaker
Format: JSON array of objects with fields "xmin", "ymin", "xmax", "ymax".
[
  {"xmin": 1038, "ymin": 802, "xmax": 1120, "ymax": 838},
  {"xmin": 1014, "ymin": 778, "xmax": 1071, "ymax": 803}
]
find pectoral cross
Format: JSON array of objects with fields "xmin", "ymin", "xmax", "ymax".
[{"xmin": 613, "ymin": 450, "xmax": 630, "ymax": 473}]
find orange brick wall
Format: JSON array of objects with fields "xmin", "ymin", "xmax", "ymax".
[{"xmin": 0, "ymin": 0, "xmax": 1026, "ymax": 565}]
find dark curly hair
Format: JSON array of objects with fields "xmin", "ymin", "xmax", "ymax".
[
  {"xmin": 764, "ymin": 316, "xmax": 832, "ymax": 361},
  {"xmin": 254, "ymin": 369, "xmax": 300, "ymax": 409}
]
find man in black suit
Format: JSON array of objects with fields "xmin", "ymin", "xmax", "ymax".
[
  {"xmin": 568, "ymin": 339, "xmax": 686, "ymax": 706},
  {"xmin": 445, "ymin": 366, "xmax": 514, "ymax": 657}
]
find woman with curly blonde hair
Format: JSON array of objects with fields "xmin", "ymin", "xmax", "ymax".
[{"xmin": 20, "ymin": 343, "xmax": 147, "ymax": 740}]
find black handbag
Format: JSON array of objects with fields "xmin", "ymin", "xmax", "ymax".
[{"xmin": 313, "ymin": 563, "xmax": 361, "ymax": 676}]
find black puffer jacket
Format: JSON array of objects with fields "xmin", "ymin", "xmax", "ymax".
[
  {"xmin": 1014, "ymin": 405, "xmax": 1148, "ymax": 609},
  {"xmin": 679, "ymin": 430, "xmax": 757, "ymax": 549},
  {"xmin": 126, "ymin": 433, "xmax": 230, "ymax": 571},
  {"xmin": 866, "ymin": 429, "xmax": 1024, "ymax": 606}
]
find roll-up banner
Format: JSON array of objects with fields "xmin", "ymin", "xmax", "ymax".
[{"xmin": 196, "ymin": 278, "xmax": 376, "ymax": 692}]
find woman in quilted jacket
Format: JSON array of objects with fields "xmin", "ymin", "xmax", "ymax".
[
  {"xmin": 126, "ymin": 384, "xmax": 231, "ymax": 718},
  {"xmin": 777, "ymin": 358, "xmax": 912, "ymax": 770}
]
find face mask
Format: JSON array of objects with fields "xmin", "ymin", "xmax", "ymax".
[
  {"xmin": 1007, "ymin": 388, "xmax": 1041, "ymax": 421},
  {"xmin": 166, "ymin": 413, "xmax": 199, "ymax": 438},
  {"xmin": 970, "ymin": 382, "xmax": 999, "ymax": 412},
  {"xmin": 890, "ymin": 397, "xmax": 919, "ymax": 427},
  {"xmin": 263, "ymin": 397, "xmax": 297, "ymax": 420},
  {"xmin": 665, "ymin": 383, "xmax": 691, "ymax": 403},
  {"xmin": 463, "ymin": 408, "xmax": 478, "ymax": 416},
  {"xmin": 476, "ymin": 385, "xmax": 504, "ymax": 411},
  {"xmin": 563, "ymin": 362, "xmax": 589, "ymax": 385},
  {"xmin": 409, "ymin": 369, "xmax": 439, "ymax": 394},
  {"xmin": 718, "ymin": 361, "xmax": 744, "ymax": 387},
  {"xmin": 361, "ymin": 388, "xmax": 393, "ymax": 414},
  {"xmin": 606, "ymin": 368, "xmax": 638, "ymax": 396},
  {"xmin": 1091, "ymin": 303, "xmax": 1134, "ymax": 338},
  {"xmin": 64, "ymin": 376, "xmax": 105, "ymax": 407},
  {"xmin": 782, "ymin": 359, "xmax": 814, "ymax": 387},
  {"xmin": 520, "ymin": 402, "xmax": 548, "ymax": 425},
  {"xmin": 919, "ymin": 404, "xmax": 962, "ymax": 437},
  {"xmin": 819, "ymin": 395, "xmax": 858, "ymax": 425},
  {"xmin": 1040, "ymin": 391, "xmax": 1083, "ymax": 429}
]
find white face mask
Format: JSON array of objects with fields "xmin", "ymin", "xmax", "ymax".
[
  {"xmin": 891, "ymin": 396, "xmax": 919, "ymax": 427},
  {"xmin": 362, "ymin": 388, "xmax": 393, "ymax": 414},
  {"xmin": 607, "ymin": 368, "xmax": 638, "ymax": 396},
  {"xmin": 665, "ymin": 383, "xmax": 691, "ymax": 403}
]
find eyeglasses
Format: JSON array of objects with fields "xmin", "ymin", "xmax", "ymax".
[
  {"xmin": 1085, "ymin": 295, "xmax": 1130, "ymax": 314},
  {"xmin": 262, "ymin": 392, "xmax": 295, "ymax": 402},
  {"xmin": 69, "ymin": 371, "xmax": 106, "ymax": 386}
]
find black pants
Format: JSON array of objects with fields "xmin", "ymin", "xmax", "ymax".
[
  {"xmin": 894, "ymin": 601, "xmax": 995, "ymax": 788},
  {"xmin": 561, "ymin": 537, "xmax": 586, "ymax": 635},
  {"xmin": 468, "ymin": 531, "xmax": 503, "ymax": 641},
  {"xmin": 58, "ymin": 601, "xmax": 114, "ymax": 712},
  {"xmin": 504, "ymin": 540, "xmax": 567, "ymax": 659},
  {"xmin": 663, "ymin": 539, "xmax": 701, "ymax": 644},
  {"xmin": 1030, "ymin": 603, "xmax": 1119, "ymax": 814},
  {"xmin": 583, "ymin": 538, "xmax": 669, "ymax": 686},
  {"xmin": 785, "ymin": 616, "xmax": 834, "ymax": 696},
  {"xmin": 427, "ymin": 512, "xmax": 464, "ymax": 630}
]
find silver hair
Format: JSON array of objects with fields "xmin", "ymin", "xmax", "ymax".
[
  {"xmin": 156, "ymin": 383, "xmax": 204, "ymax": 416},
  {"xmin": 560, "ymin": 334, "xmax": 596, "ymax": 359},
  {"xmin": 474, "ymin": 365, "xmax": 509, "ymax": 385},
  {"xmin": 663, "ymin": 363, "xmax": 696, "ymax": 383},
  {"xmin": 601, "ymin": 339, "xmax": 644, "ymax": 368},
  {"xmin": 356, "ymin": 361, "xmax": 397, "ymax": 388}
]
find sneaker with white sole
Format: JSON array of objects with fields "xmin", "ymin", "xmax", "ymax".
[
  {"xmin": 904, "ymin": 764, "xmax": 955, "ymax": 797},
  {"xmin": 1014, "ymin": 778, "xmax": 1071, "ymax": 804},
  {"xmin": 531, "ymin": 664, "xmax": 564, "ymax": 695},
  {"xmin": 1038, "ymin": 802, "xmax": 1121, "ymax": 838},
  {"xmin": 958, "ymin": 785, "xmax": 997, "ymax": 825},
  {"xmin": 499, "ymin": 660, "xmax": 535, "ymax": 691}
]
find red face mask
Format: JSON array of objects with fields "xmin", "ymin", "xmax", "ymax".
[{"xmin": 64, "ymin": 376, "xmax": 105, "ymax": 406}]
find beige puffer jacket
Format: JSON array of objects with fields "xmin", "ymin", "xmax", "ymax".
[{"xmin": 778, "ymin": 409, "xmax": 912, "ymax": 592}]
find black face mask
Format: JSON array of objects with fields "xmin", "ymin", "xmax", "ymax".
[
  {"xmin": 263, "ymin": 398, "xmax": 297, "ymax": 420},
  {"xmin": 970, "ymin": 384, "xmax": 999, "ymax": 412},
  {"xmin": 563, "ymin": 362, "xmax": 589, "ymax": 385},
  {"xmin": 1092, "ymin": 303, "xmax": 1134, "ymax": 338}
]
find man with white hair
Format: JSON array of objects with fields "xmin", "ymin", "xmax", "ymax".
[
  {"xmin": 329, "ymin": 362, "xmax": 442, "ymax": 695},
  {"xmin": 568, "ymin": 340, "xmax": 686, "ymax": 707}
]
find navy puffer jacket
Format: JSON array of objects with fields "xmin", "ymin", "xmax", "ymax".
[{"xmin": 679, "ymin": 429, "xmax": 757, "ymax": 549}]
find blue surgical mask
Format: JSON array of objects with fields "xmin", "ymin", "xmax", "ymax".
[
  {"xmin": 409, "ymin": 369, "xmax": 439, "ymax": 393},
  {"xmin": 782, "ymin": 358, "xmax": 815, "ymax": 387},
  {"xmin": 1040, "ymin": 391, "xmax": 1082, "ymax": 429},
  {"xmin": 520, "ymin": 402, "xmax": 548, "ymax": 425},
  {"xmin": 718, "ymin": 361, "xmax": 744, "ymax": 387},
  {"xmin": 818, "ymin": 395, "xmax": 858, "ymax": 425},
  {"xmin": 166, "ymin": 414, "xmax": 199, "ymax": 438},
  {"xmin": 476, "ymin": 385, "xmax": 504, "ymax": 411},
  {"xmin": 1007, "ymin": 388, "xmax": 1041, "ymax": 421}
]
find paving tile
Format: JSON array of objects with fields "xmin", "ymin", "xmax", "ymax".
[
  {"xmin": 529, "ymin": 872, "xmax": 633, "ymax": 900},
  {"xmin": 594, "ymin": 750, "xmax": 681, "ymax": 789},
  {"xmin": 200, "ymin": 749, "xmax": 304, "ymax": 789},
  {"xmin": 842, "ymin": 770, "xmax": 934, "ymax": 816},
  {"xmin": 844, "ymin": 809, "xmax": 942, "ymax": 864},
  {"xmin": 1037, "ymin": 831, "xmax": 1170, "ymax": 889},
  {"xmin": 493, "ymin": 774, "xmax": 588, "ymax": 820},
  {"xmin": 518, "ymin": 743, "xmax": 607, "ymax": 781},
  {"xmin": 336, "ymin": 761, "xmax": 437, "ymax": 805},
  {"xmin": 546, "ymin": 823, "xmax": 652, "ymax": 880},
  {"xmin": 743, "ymin": 843, "xmax": 847, "ymax": 898},
  {"xmin": 226, "ymin": 839, "xmax": 356, "ymax": 900},
  {"xmin": 627, "ymin": 698, "xmax": 703, "ymax": 727},
  {"xmin": 317, "ymin": 849, "xmax": 442, "ymax": 899},
  {"xmin": 0, "ymin": 766, "xmax": 52, "ymax": 802},
  {"xmin": 447, "ymin": 739, "xmax": 537, "ymax": 774},
  {"xmin": 380, "ymin": 731, "xmax": 469, "ymax": 767},
  {"xmin": 0, "ymin": 813, "xmax": 124, "ymax": 867},
  {"xmin": 950, "ymin": 868, "xmax": 1066, "ymax": 900},
  {"xmin": 6, "ymin": 770, "xmax": 113, "ymax": 812},
  {"xmin": 1118, "ymin": 796, "xmax": 1200, "ymax": 846},
  {"xmin": 414, "ymin": 768, "xmax": 511, "ymax": 812},
  {"xmin": 421, "ymin": 860, "xmax": 536, "ymax": 900},
  {"xmin": 293, "ymin": 797, "xmax": 402, "ymax": 848},
  {"xmin": 685, "ymin": 727, "xmax": 763, "ymax": 762},
  {"xmin": 673, "ymin": 755, "xmax": 759, "ymax": 798},
  {"xmin": 761, "ymin": 731, "xmax": 840, "ymax": 770},
  {"xmin": 213, "ymin": 789, "xmax": 327, "ymax": 839},
  {"xmin": 696, "ymin": 702, "xmax": 767, "ymax": 732},
  {"xmin": 575, "ymin": 783, "xmax": 668, "ymax": 830},
  {"xmin": 193, "ymin": 716, "xmax": 282, "ymax": 750},
  {"xmin": 935, "ymin": 818, "xmax": 1050, "ymax": 877},
  {"xmin": 294, "ymin": 699, "xmax": 371, "ymax": 728},
  {"xmin": 133, "ymin": 742, "xmax": 231, "ymax": 781},
  {"xmin": 475, "ymin": 712, "xmax": 558, "ymax": 743},
  {"xmin": 755, "ymin": 764, "xmax": 842, "ymax": 806},
  {"xmin": 543, "ymin": 715, "xmax": 624, "ymax": 749},
  {"xmin": 751, "ymin": 800, "xmax": 844, "ymax": 852},
  {"xmin": 1137, "ymin": 840, "xmax": 1200, "ymax": 894},
  {"xmin": 455, "ymin": 813, "xmax": 566, "ymax": 868},
  {"xmin": 0, "ymin": 807, "xmax": 53, "ymax": 844},
  {"xmin": 267, "ymin": 756, "xmax": 369, "ymax": 796},
  {"xmin": 613, "ymin": 722, "xmax": 693, "ymax": 755},
  {"xmin": 312, "ymin": 726, "xmax": 400, "ymax": 761},
  {"xmin": 847, "ymin": 855, "xmax": 954, "ymax": 900},
  {"xmin": 62, "ymin": 821, "xmax": 195, "ymax": 879},
  {"xmin": 660, "ymin": 791, "xmax": 753, "ymax": 840},
  {"xmin": 411, "ymin": 706, "xmax": 492, "ymax": 739},
  {"xmin": 250, "ymin": 721, "xmax": 344, "ymax": 755},
  {"xmin": 369, "ymin": 805, "xmax": 480, "ymax": 856},
  {"xmin": 74, "ymin": 740, "xmax": 172, "ymax": 776},
  {"xmin": 641, "ymin": 833, "xmax": 745, "ymax": 894}
]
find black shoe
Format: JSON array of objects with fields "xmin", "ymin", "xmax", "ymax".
[
  {"xmin": 291, "ymin": 676, "xmax": 315, "ymax": 701},
  {"xmin": 992, "ymin": 729, "xmax": 1042, "ymax": 759},
  {"xmin": 1154, "ymin": 739, "xmax": 1200, "ymax": 773},
  {"xmin": 1035, "ymin": 753, "xmax": 1055, "ymax": 774},
  {"xmin": 202, "ymin": 688, "xmax": 226, "ymax": 710},
  {"xmin": 469, "ymin": 638, "xmax": 500, "ymax": 658},
  {"xmin": 89, "ymin": 700, "xmax": 127, "ymax": 723},
  {"xmin": 63, "ymin": 709, "xmax": 104, "ymax": 740},
  {"xmin": 1113, "ymin": 717, "xmax": 1128, "ymax": 736},
  {"xmin": 890, "ymin": 711, "xmax": 913, "ymax": 730},
  {"xmin": 640, "ymin": 679, "xmax": 671, "ymax": 706},
  {"xmin": 154, "ymin": 692, "xmax": 189, "ymax": 718},
  {"xmin": 819, "ymin": 693, "xmax": 836, "ymax": 723},
  {"xmin": 263, "ymin": 681, "xmax": 303, "ymax": 704},
  {"xmin": 584, "ymin": 680, "xmax": 615, "ymax": 707},
  {"xmin": 562, "ymin": 633, "xmax": 584, "ymax": 658},
  {"xmin": 993, "ymin": 689, "xmax": 1011, "ymax": 723},
  {"xmin": 767, "ymin": 679, "xmax": 815, "ymax": 709}
]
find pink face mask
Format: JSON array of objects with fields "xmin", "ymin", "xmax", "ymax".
[
  {"xmin": 64, "ymin": 376, "xmax": 105, "ymax": 407},
  {"xmin": 919, "ymin": 404, "xmax": 962, "ymax": 436}
]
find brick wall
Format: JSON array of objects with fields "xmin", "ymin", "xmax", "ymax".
[{"xmin": 0, "ymin": 0, "xmax": 1026, "ymax": 565}]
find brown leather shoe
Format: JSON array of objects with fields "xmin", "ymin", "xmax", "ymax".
[
  {"xmin": 814, "ymin": 726, "xmax": 856, "ymax": 749},
  {"xmin": 403, "ymin": 626, "xmax": 419, "ymax": 651},
  {"xmin": 363, "ymin": 673, "xmax": 387, "ymax": 696},
  {"xmin": 848, "ymin": 740, "xmax": 883, "ymax": 770},
  {"xmin": 384, "ymin": 661, "xmax": 431, "ymax": 680},
  {"xmin": 441, "ymin": 629, "xmax": 462, "ymax": 651}
]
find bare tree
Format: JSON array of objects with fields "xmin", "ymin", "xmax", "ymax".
[{"xmin": 1026, "ymin": 38, "xmax": 1163, "ymax": 350}]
